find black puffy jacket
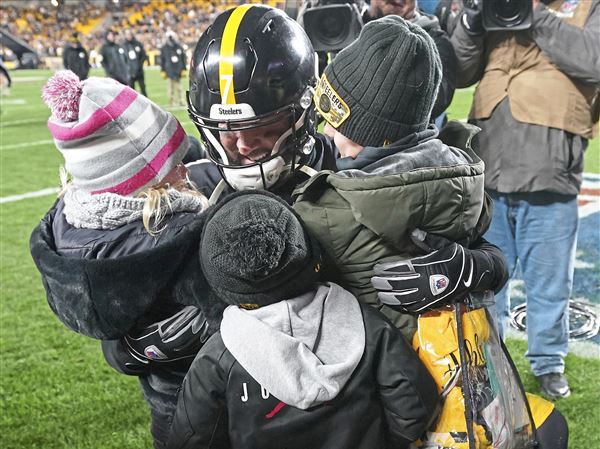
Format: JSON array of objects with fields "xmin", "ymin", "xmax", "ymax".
[
  {"xmin": 29, "ymin": 199, "xmax": 208, "ymax": 339},
  {"xmin": 167, "ymin": 300, "xmax": 439, "ymax": 449}
]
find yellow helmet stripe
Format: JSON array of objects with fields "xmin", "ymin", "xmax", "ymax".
[{"xmin": 219, "ymin": 4, "xmax": 254, "ymax": 105}]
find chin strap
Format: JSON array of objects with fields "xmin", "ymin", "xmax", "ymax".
[
  {"xmin": 298, "ymin": 165, "xmax": 319, "ymax": 177},
  {"xmin": 208, "ymin": 179, "xmax": 228, "ymax": 206}
]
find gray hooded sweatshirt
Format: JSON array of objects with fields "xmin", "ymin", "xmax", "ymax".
[{"xmin": 220, "ymin": 282, "xmax": 365, "ymax": 409}]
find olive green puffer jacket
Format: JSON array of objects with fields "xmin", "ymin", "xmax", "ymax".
[{"xmin": 293, "ymin": 122, "xmax": 492, "ymax": 338}]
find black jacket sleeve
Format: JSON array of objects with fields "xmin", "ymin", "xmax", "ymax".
[
  {"xmin": 469, "ymin": 237, "xmax": 509, "ymax": 294},
  {"xmin": 167, "ymin": 336, "xmax": 229, "ymax": 449},
  {"xmin": 368, "ymin": 305, "xmax": 440, "ymax": 447},
  {"xmin": 430, "ymin": 28, "xmax": 458, "ymax": 118}
]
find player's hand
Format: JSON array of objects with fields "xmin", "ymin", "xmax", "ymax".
[
  {"xmin": 371, "ymin": 230, "xmax": 475, "ymax": 314},
  {"xmin": 160, "ymin": 71, "xmax": 167, "ymax": 79},
  {"xmin": 124, "ymin": 306, "xmax": 210, "ymax": 363}
]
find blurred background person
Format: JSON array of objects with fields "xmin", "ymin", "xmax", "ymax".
[
  {"xmin": 451, "ymin": 0, "xmax": 600, "ymax": 398},
  {"xmin": 160, "ymin": 30, "xmax": 186, "ymax": 107},
  {"xmin": 362, "ymin": 0, "xmax": 457, "ymax": 129},
  {"xmin": 62, "ymin": 32, "xmax": 90, "ymax": 81},
  {"xmin": 124, "ymin": 29, "xmax": 148, "ymax": 97},
  {"xmin": 435, "ymin": 0, "xmax": 464, "ymax": 36},
  {"xmin": 100, "ymin": 29, "xmax": 130, "ymax": 85},
  {"xmin": 0, "ymin": 59, "xmax": 11, "ymax": 96}
]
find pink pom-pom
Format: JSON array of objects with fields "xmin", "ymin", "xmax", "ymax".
[{"xmin": 42, "ymin": 70, "xmax": 83, "ymax": 122}]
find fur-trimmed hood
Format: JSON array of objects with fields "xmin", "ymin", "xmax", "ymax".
[{"xmin": 30, "ymin": 199, "xmax": 209, "ymax": 339}]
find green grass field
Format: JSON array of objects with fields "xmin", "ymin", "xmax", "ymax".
[{"xmin": 1, "ymin": 69, "xmax": 599, "ymax": 449}]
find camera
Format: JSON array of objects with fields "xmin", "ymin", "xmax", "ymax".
[
  {"xmin": 296, "ymin": 0, "xmax": 364, "ymax": 53},
  {"xmin": 481, "ymin": 0, "xmax": 533, "ymax": 31}
]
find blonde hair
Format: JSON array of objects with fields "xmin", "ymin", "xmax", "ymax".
[
  {"xmin": 58, "ymin": 165, "xmax": 72, "ymax": 198},
  {"xmin": 139, "ymin": 177, "xmax": 208, "ymax": 235},
  {"xmin": 59, "ymin": 166, "xmax": 209, "ymax": 235}
]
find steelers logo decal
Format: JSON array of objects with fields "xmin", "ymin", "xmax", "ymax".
[{"xmin": 313, "ymin": 74, "xmax": 350, "ymax": 128}]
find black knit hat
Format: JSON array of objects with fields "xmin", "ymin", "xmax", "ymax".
[
  {"xmin": 314, "ymin": 15, "xmax": 442, "ymax": 148},
  {"xmin": 200, "ymin": 191, "xmax": 322, "ymax": 309}
]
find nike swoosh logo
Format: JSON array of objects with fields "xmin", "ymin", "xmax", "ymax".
[{"xmin": 463, "ymin": 257, "xmax": 474, "ymax": 288}]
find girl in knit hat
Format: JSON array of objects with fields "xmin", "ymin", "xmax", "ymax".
[{"xmin": 30, "ymin": 71, "xmax": 211, "ymax": 448}]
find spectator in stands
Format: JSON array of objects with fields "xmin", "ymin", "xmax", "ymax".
[
  {"xmin": 160, "ymin": 31, "xmax": 186, "ymax": 107},
  {"xmin": 100, "ymin": 29, "xmax": 130, "ymax": 85},
  {"xmin": 62, "ymin": 32, "xmax": 91, "ymax": 80},
  {"xmin": 451, "ymin": 0, "xmax": 600, "ymax": 398},
  {"xmin": 124, "ymin": 29, "xmax": 148, "ymax": 97}
]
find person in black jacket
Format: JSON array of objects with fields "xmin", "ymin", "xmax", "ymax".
[
  {"xmin": 62, "ymin": 32, "xmax": 90, "ymax": 80},
  {"xmin": 30, "ymin": 71, "xmax": 210, "ymax": 449},
  {"xmin": 160, "ymin": 31, "xmax": 186, "ymax": 107},
  {"xmin": 167, "ymin": 191, "xmax": 439, "ymax": 449},
  {"xmin": 363, "ymin": 0, "xmax": 457, "ymax": 128},
  {"xmin": 124, "ymin": 29, "xmax": 148, "ymax": 96},
  {"xmin": 100, "ymin": 30, "xmax": 130, "ymax": 85}
]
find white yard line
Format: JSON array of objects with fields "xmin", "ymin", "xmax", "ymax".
[
  {"xmin": 0, "ymin": 187, "xmax": 59, "ymax": 204},
  {"xmin": 0, "ymin": 139, "xmax": 54, "ymax": 150},
  {"xmin": 579, "ymin": 200, "xmax": 600, "ymax": 218},
  {"xmin": 0, "ymin": 98, "xmax": 26, "ymax": 105},
  {"xmin": 0, "ymin": 117, "xmax": 47, "ymax": 127}
]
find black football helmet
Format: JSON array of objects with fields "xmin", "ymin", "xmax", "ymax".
[{"xmin": 188, "ymin": 4, "xmax": 317, "ymax": 190}]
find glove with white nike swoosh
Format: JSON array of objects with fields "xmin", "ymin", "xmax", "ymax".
[
  {"xmin": 103, "ymin": 306, "xmax": 212, "ymax": 376},
  {"xmin": 124, "ymin": 305, "xmax": 211, "ymax": 363},
  {"xmin": 370, "ymin": 229, "xmax": 506, "ymax": 314}
]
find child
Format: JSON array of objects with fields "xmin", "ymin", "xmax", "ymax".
[
  {"xmin": 30, "ymin": 71, "xmax": 211, "ymax": 448},
  {"xmin": 293, "ymin": 16, "xmax": 565, "ymax": 449},
  {"xmin": 167, "ymin": 191, "xmax": 440, "ymax": 449}
]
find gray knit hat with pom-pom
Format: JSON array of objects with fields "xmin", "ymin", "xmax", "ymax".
[{"xmin": 200, "ymin": 191, "xmax": 322, "ymax": 309}]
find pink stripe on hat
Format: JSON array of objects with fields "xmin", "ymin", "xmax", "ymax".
[
  {"xmin": 91, "ymin": 123, "xmax": 186, "ymax": 196},
  {"xmin": 48, "ymin": 87, "xmax": 138, "ymax": 141}
]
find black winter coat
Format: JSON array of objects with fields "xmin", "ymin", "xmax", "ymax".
[
  {"xmin": 63, "ymin": 44, "xmax": 90, "ymax": 80},
  {"xmin": 123, "ymin": 38, "xmax": 147, "ymax": 78},
  {"xmin": 100, "ymin": 41, "xmax": 130, "ymax": 85},
  {"xmin": 419, "ymin": 13, "xmax": 458, "ymax": 119},
  {"xmin": 160, "ymin": 42, "xmax": 186, "ymax": 79},
  {"xmin": 167, "ymin": 302, "xmax": 439, "ymax": 449},
  {"xmin": 29, "ymin": 199, "xmax": 208, "ymax": 339}
]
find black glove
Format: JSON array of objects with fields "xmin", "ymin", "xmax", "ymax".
[
  {"xmin": 124, "ymin": 306, "xmax": 211, "ymax": 364},
  {"xmin": 371, "ymin": 230, "xmax": 476, "ymax": 314},
  {"xmin": 102, "ymin": 339, "xmax": 151, "ymax": 376},
  {"xmin": 461, "ymin": 0, "xmax": 484, "ymax": 35}
]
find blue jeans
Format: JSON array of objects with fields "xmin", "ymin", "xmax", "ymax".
[{"xmin": 485, "ymin": 191, "xmax": 578, "ymax": 376}]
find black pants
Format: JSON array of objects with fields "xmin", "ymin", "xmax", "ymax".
[
  {"xmin": 139, "ymin": 367, "xmax": 189, "ymax": 449},
  {"xmin": 129, "ymin": 73, "xmax": 147, "ymax": 97}
]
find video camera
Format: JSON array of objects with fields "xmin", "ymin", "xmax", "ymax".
[
  {"xmin": 296, "ymin": 0, "xmax": 364, "ymax": 53},
  {"xmin": 479, "ymin": 0, "xmax": 533, "ymax": 31}
]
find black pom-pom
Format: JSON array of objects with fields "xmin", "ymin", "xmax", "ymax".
[{"xmin": 225, "ymin": 219, "xmax": 286, "ymax": 278}]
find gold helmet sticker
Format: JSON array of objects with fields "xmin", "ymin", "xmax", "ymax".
[{"xmin": 314, "ymin": 74, "xmax": 351, "ymax": 128}]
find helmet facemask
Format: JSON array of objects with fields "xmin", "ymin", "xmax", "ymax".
[{"xmin": 188, "ymin": 89, "xmax": 316, "ymax": 191}]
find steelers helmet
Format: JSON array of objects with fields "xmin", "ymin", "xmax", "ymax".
[{"xmin": 188, "ymin": 4, "xmax": 317, "ymax": 190}]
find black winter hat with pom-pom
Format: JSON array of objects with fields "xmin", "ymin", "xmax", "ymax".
[{"xmin": 200, "ymin": 191, "xmax": 322, "ymax": 309}]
